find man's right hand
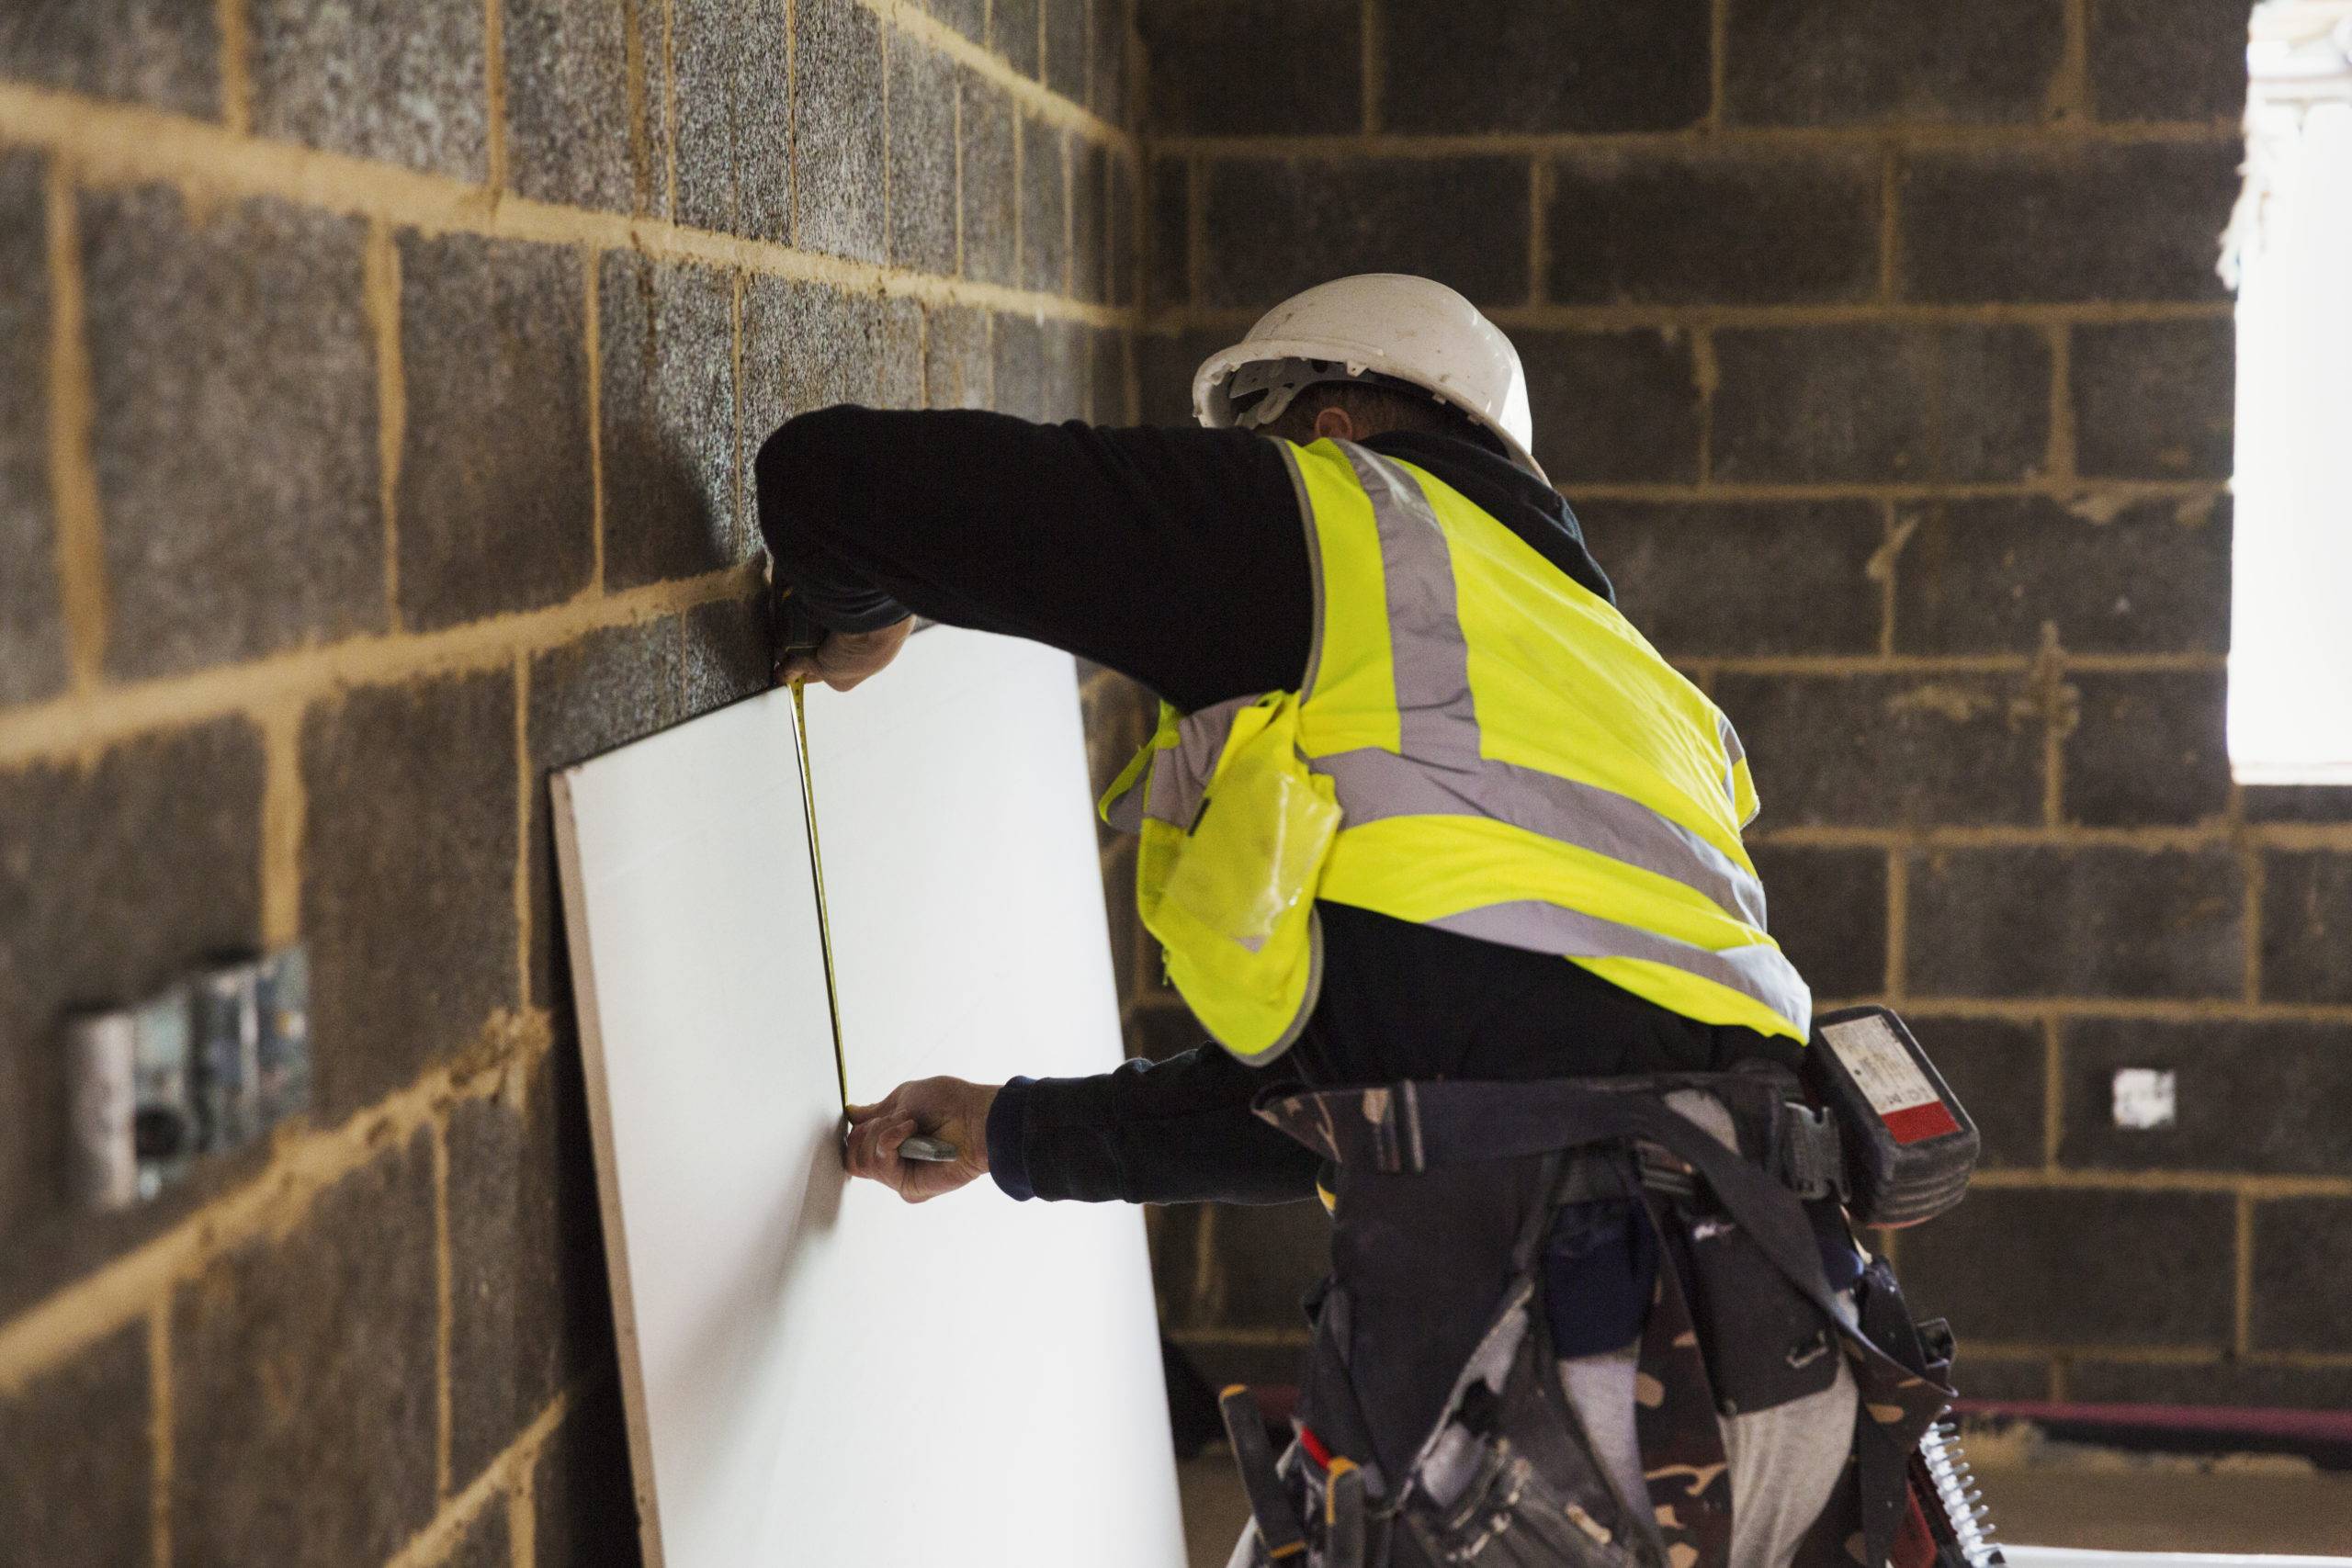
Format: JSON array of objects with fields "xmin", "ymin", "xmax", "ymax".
[
  {"xmin": 842, "ymin": 1076, "xmax": 997, "ymax": 1203},
  {"xmin": 775, "ymin": 616, "xmax": 912, "ymax": 692}
]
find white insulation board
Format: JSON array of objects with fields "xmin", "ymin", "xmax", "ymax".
[{"xmin": 552, "ymin": 628, "xmax": 1184, "ymax": 1568}]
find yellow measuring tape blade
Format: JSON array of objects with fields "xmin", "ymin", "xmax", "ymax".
[{"xmin": 790, "ymin": 678, "xmax": 853, "ymax": 1113}]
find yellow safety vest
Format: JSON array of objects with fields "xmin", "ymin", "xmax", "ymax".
[{"xmin": 1100, "ymin": 438, "xmax": 1810, "ymax": 1062}]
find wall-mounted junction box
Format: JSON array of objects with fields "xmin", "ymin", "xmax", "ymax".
[
  {"xmin": 2111, "ymin": 1067, "xmax": 2177, "ymax": 1131},
  {"xmin": 63, "ymin": 947, "xmax": 310, "ymax": 1212}
]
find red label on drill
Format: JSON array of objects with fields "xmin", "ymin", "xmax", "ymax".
[{"xmin": 1881, "ymin": 1100, "xmax": 1962, "ymax": 1145}]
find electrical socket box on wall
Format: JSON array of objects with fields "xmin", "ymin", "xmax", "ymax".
[
  {"xmin": 62, "ymin": 946, "xmax": 311, "ymax": 1213},
  {"xmin": 2111, "ymin": 1067, "xmax": 2177, "ymax": 1131}
]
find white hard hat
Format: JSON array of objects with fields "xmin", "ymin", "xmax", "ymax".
[{"xmin": 1193, "ymin": 274, "xmax": 1546, "ymax": 485}]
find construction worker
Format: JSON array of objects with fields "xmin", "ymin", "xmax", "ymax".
[{"xmin": 760, "ymin": 276, "xmax": 1960, "ymax": 1568}]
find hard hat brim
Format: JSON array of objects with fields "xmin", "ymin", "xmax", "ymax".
[{"xmin": 1193, "ymin": 333, "xmax": 1551, "ymax": 489}]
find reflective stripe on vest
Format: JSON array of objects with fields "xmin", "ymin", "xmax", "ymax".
[
  {"xmin": 1102, "ymin": 438, "xmax": 1811, "ymax": 1051},
  {"xmin": 1307, "ymin": 443, "xmax": 1806, "ymax": 1033}
]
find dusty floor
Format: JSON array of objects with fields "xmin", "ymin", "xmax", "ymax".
[{"xmin": 1177, "ymin": 1438, "xmax": 2352, "ymax": 1565}]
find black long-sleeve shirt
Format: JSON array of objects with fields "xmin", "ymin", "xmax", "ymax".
[{"xmin": 757, "ymin": 409, "xmax": 1792, "ymax": 1207}]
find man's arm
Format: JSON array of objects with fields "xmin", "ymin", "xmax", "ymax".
[
  {"xmin": 756, "ymin": 406, "xmax": 1314, "ymax": 713},
  {"xmin": 841, "ymin": 1044, "xmax": 1324, "ymax": 1207},
  {"xmin": 990, "ymin": 1046, "xmax": 1324, "ymax": 1205}
]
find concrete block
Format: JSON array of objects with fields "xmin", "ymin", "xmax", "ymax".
[
  {"xmin": 1896, "ymin": 1187, "xmax": 2233, "ymax": 1348},
  {"xmin": 1890, "ymin": 494, "xmax": 2232, "ymax": 657},
  {"xmin": 993, "ymin": 311, "xmax": 1047, "ymax": 420},
  {"xmin": 1897, "ymin": 142, "xmax": 2241, "ymax": 304},
  {"xmin": 1903, "ymin": 845, "xmax": 2245, "ymax": 999},
  {"xmin": 2068, "ymin": 1359, "xmax": 2352, "ymax": 1413},
  {"xmin": 2072, "ymin": 318, "xmax": 2234, "ymax": 479},
  {"xmin": 1912, "ymin": 1017, "xmax": 2043, "ymax": 1169},
  {"xmin": 1137, "ymin": 0, "xmax": 1361, "ymax": 135},
  {"xmin": 741, "ymin": 277, "xmax": 883, "ymax": 433},
  {"xmin": 2251, "ymin": 1198, "xmax": 2352, "ymax": 1354},
  {"xmin": 991, "ymin": 0, "xmax": 1042, "ymax": 77},
  {"xmin": 447, "ymin": 1049, "xmax": 612, "ymax": 1483},
  {"xmin": 1745, "ymin": 843, "xmax": 1887, "ymax": 1000},
  {"xmin": 1109, "ymin": 151, "xmax": 1137, "ymax": 307},
  {"xmin": 447, "ymin": 1499, "xmax": 513, "ymax": 1568},
  {"xmin": 1519, "ymin": 330, "xmax": 1703, "ymax": 483},
  {"xmin": 881, "ymin": 297, "xmax": 925, "ymax": 409},
  {"xmin": 1021, "ymin": 114, "xmax": 1070, "ymax": 295},
  {"xmin": 0, "ymin": 1325, "xmax": 151, "ymax": 1568},
  {"xmin": 2060, "ymin": 1019, "xmax": 2352, "ymax": 1177},
  {"xmin": 2090, "ymin": 0, "xmax": 2249, "ymax": 122},
  {"xmin": 0, "ymin": 151, "xmax": 65, "ymax": 705},
  {"xmin": 1714, "ymin": 671, "xmax": 2048, "ymax": 827},
  {"xmin": 526, "ymin": 621, "xmax": 684, "ymax": 1004},
  {"xmin": 1073, "ymin": 139, "xmax": 1109, "ymax": 303},
  {"xmin": 795, "ymin": 0, "xmax": 885, "ymax": 262},
  {"xmin": 1139, "ymin": 327, "xmax": 1227, "ymax": 425},
  {"xmin": 249, "ymin": 0, "xmax": 489, "ymax": 179},
  {"xmin": 1724, "ymin": 0, "xmax": 2064, "ymax": 126},
  {"xmin": 1044, "ymin": 318, "xmax": 1091, "ymax": 422},
  {"xmin": 1587, "ymin": 498, "xmax": 1882, "ymax": 658},
  {"xmin": 681, "ymin": 592, "xmax": 774, "ymax": 714},
  {"xmin": 1091, "ymin": 0, "xmax": 1131, "ymax": 123},
  {"xmin": 302, "ymin": 670, "xmax": 519, "ymax": 1116},
  {"xmin": 670, "ymin": 0, "xmax": 792, "ymax": 242},
  {"xmin": 1046, "ymin": 0, "xmax": 1088, "ymax": 100},
  {"xmin": 0, "ymin": 0, "xmax": 216, "ymax": 115},
  {"xmin": 171, "ymin": 1129, "xmax": 439, "ymax": 1564},
  {"xmin": 670, "ymin": 0, "xmax": 735, "ymax": 231},
  {"xmin": 1712, "ymin": 324, "xmax": 2051, "ymax": 483},
  {"xmin": 888, "ymin": 37, "xmax": 959, "ymax": 276},
  {"xmin": 81, "ymin": 185, "xmax": 382, "ymax": 679},
  {"xmin": 530, "ymin": 1381, "xmax": 641, "ymax": 1566},
  {"xmin": 1146, "ymin": 153, "xmax": 1188, "ymax": 310},
  {"xmin": 396, "ymin": 232, "xmax": 594, "ymax": 628},
  {"xmin": 929, "ymin": 0, "xmax": 987, "ymax": 43},
  {"xmin": 1380, "ymin": 0, "xmax": 1711, "ymax": 133},
  {"xmin": 503, "ymin": 0, "xmax": 637, "ymax": 212},
  {"xmin": 1546, "ymin": 147, "xmax": 1880, "ymax": 306},
  {"xmin": 961, "ymin": 73, "xmax": 1020, "ymax": 286},
  {"xmin": 1197, "ymin": 155, "xmax": 1531, "ymax": 310},
  {"xmin": 2262, "ymin": 851, "xmax": 2352, "ymax": 1006},
  {"xmin": 2062, "ymin": 670, "xmax": 2230, "ymax": 828},
  {"xmin": 1589, "ymin": 495, "xmax": 1882, "ymax": 658},
  {"xmin": 598, "ymin": 253, "xmax": 743, "ymax": 591},
  {"xmin": 0, "ymin": 719, "xmax": 265, "ymax": 1315},
  {"xmin": 2244, "ymin": 785, "xmax": 2352, "ymax": 825},
  {"xmin": 925, "ymin": 304, "xmax": 993, "ymax": 408}
]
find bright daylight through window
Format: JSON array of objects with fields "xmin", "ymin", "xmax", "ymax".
[{"xmin": 2224, "ymin": 0, "xmax": 2352, "ymax": 783}]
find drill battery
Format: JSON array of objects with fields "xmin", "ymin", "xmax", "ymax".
[{"xmin": 1803, "ymin": 1005, "xmax": 1980, "ymax": 1229}]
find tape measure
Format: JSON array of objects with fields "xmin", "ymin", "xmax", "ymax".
[{"xmin": 782, "ymin": 591, "xmax": 957, "ymax": 1164}]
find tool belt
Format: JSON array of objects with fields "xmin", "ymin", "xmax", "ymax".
[{"xmin": 1220, "ymin": 1061, "xmax": 1962, "ymax": 1568}]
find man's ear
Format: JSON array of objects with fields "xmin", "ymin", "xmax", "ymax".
[{"xmin": 1312, "ymin": 405, "xmax": 1358, "ymax": 443}]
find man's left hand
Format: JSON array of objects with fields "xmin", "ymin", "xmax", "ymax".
[{"xmin": 842, "ymin": 1076, "xmax": 996, "ymax": 1203}]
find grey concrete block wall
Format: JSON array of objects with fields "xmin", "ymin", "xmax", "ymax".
[
  {"xmin": 81, "ymin": 186, "xmax": 383, "ymax": 678},
  {"xmin": 1133, "ymin": 0, "xmax": 2352, "ymax": 1412},
  {"xmin": 0, "ymin": 1, "xmax": 1137, "ymax": 1558},
  {"xmin": 0, "ymin": 151, "xmax": 66, "ymax": 707}
]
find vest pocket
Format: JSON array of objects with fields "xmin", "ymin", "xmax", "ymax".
[{"xmin": 1155, "ymin": 692, "xmax": 1340, "ymax": 951}]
